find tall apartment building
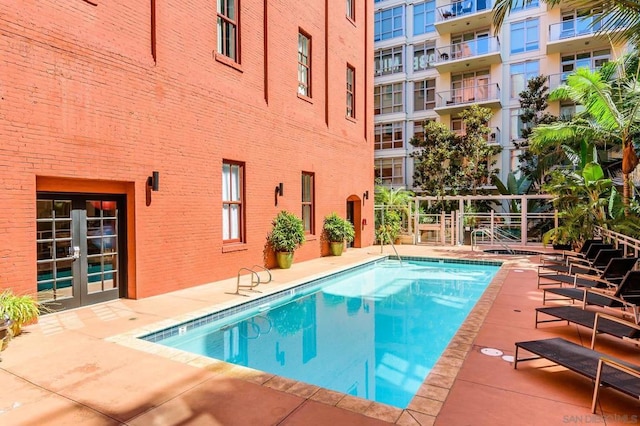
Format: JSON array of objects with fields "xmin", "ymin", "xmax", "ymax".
[
  {"xmin": 1, "ymin": 1, "xmax": 374, "ymax": 311},
  {"xmin": 373, "ymin": 0, "xmax": 627, "ymax": 190}
]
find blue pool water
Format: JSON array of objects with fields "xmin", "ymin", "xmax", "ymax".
[{"xmin": 144, "ymin": 258, "xmax": 500, "ymax": 408}]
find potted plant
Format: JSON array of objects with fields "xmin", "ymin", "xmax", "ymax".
[
  {"xmin": 0, "ymin": 290, "xmax": 40, "ymax": 336},
  {"xmin": 0, "ymin": 313, "xmax": 11, "ymax": 355},
  {"xmin": 323, "ymin": 213, "xmax": 355, "ymax": 256},
  {"xmin": 267, "ymin": 210, "xmax": 306, "ymax": 269}
]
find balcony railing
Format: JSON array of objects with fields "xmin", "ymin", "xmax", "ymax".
[
  {"xmin": 547, "ymin": 68, "xmax": 600, "ymax": 90},
  {"xmin": 436, "ymin": 83, "xmax": 501, "ymax": 108},
  {"xmin": 549, "ymin": 15, "xmax": 625, "ymax": 42},
  {"xmin": 436, "ymin": 37, "xmax": 500, "ymax": 63},
  {"xmin": 436, "ymin": 0, "xmax": 493, "ymax": 22},
  {"xmin": 453, "ymin": 127, "xmax": 501, "ymax": 144}
]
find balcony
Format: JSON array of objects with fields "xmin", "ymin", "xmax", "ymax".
[
  {"xmin": 547, "ymin": 68, "xmax": 600, "ymax": 91},
  {"xmin": 434, "ymin": 83, "xmax": 501, "ymax": 115},
  {"xmin": 435, "ymin": 0, "xmax": 494, "ymax": 34},
  {"xmin": 454, "ymin": 127, "xmax": 501, "ymax": 145},
  {"xmin": 547, "ymin": 16, "xmax": 626, "ymax": 54},
  {"xmin": 434, "ymin": 37, "xmax": 502, "ymax": 74}
]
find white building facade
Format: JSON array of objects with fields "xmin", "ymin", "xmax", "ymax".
[{"xmin": 373, "ymin": 0, "xmax": 626, "ymax": 191}]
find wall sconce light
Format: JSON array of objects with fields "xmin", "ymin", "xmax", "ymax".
[
  {"xmin": 147, "ymin": 171, "xmax": 160, "ymax": 192},
  {"xmin": 275, "ymin": 182, "xmax": 283, "ymax": 206},
  {"xmin": 363, "ymin": 190, "xmax": 369, "ymax": 205}
]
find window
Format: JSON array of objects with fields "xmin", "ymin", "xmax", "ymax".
[
  {"xmin": 511, "ymin": 0, "xmax": 538, "ymax": 13},
  {"xmin": 451, "ymin": 117, "xmax": 465, "ymax": 135},
  {"xmin": 217, "ymin": 0, "xmax": 239, "ymax": 61},
  {"xmin": 374, "ymin": 46, "xmax": 403, "ymax": 76},
  {"xmin": 346, "ymin": 0, "xmax": 355, "ymax": 20},
  {"xmin": 451, "ymin": 69, "xmax": 490, "ymax": 103},
  {"xmin": 451, "ymin": 30, "xmax": 490, "ymax": 58},
  {"xmin": 559, "ymin": 103, "xmax": 586, "ymax": 121},
  {"xmin": 510, "ymin": 18, "xmax": 539, "ymax": 54},
  {"xmin": 301, "ymin": 172, "xmax": 314, "ymax": 234},
  {"xmin": 375, "ymin": 122, "xmax": 403, "ymax": 150},
  {"xmin": 412, "ymin": 119, "xmax": 434, "ymax": 142},
  {"xmin": 222, "ymin": 161, "xmax": 244, "ymax": 243},
  {"xmin": 510, "ymin": 108, "xmax": 526, "ymax": 141},
  {"xmin": 413, "ymin": 1, "xmax": 435, "ymax": 36},
  {"xmin": 346, "ymin": 65, "xmax": 355, "ymax": 118},
  {"xmin": 413, "ymin": 41, "xmax": 436, "ymax": 72},
  {"xmin": 510, "ymin": 60, "xmax": 539, "ymax": 98},
  {"xmin": 561, "ymin": 49, "xmax": 610, "ymax": 82},
  {"xmin": 374, "ymin": 6, "xmax": 404, "ymax": 41},
  {"xmin": 298, "ymin": 31, "xmax": 311, "ymax": 97},
  {"xmin": 374, "ymin": 158, "xmax": 404, "ymax": 186},
  {"xmin": 374, "ymin": 83, "xmax": 403, "ymax": 115},
  {"xmin": 413, "ymin": 78, "xmax": 436, "ymax": 111}
]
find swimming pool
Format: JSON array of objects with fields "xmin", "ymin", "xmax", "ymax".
[{"xmin": 142, "ymin": 257, "xmax": 500, "ymax": 408}]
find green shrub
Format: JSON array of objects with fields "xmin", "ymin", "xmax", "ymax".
[{"xmin": 267, "ymin": 211, "xmax": 306, "ymax": 252}]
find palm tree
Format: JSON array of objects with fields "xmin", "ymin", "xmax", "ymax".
[
  {"xmin": 528, "ymin": 58, "xmax": 640, "ymax": 213},
  {"xmin": 493, "ymin": 0, "xmax": 640, "ymax": 47}
]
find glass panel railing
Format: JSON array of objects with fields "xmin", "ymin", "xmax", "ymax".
[
  {"xmin": 436, "ymin": 0, "xmax": 493, "ymax": 21},
  {"xmin": 436, "ymin": 37, "xmax": 500, "ymax": 62},
  {"xmin": 436, "ymin": 83, "xmax": 501, "ymax": 107},
  {"xmin": 549, "ymin": 15, "xmax": 625, "ymax": 41}
]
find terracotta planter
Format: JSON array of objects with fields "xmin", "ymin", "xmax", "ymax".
[
  {"xmin": 276, "ymin": 251, "xmax": 294, "ymax": 269},
  {"xmin": 329, "ymin": 241, "xmax": 344, "ymax": 256}
]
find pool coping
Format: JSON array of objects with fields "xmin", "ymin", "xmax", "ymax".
[{"xmin": 107, "ymin": 255, "xmax": 509, "ymax": 425}]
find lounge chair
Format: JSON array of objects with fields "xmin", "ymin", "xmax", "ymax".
[
  {"xmin": 514, "ymin": 337, "xmax": 640, "ymax": 413},
  {"xmin": 538, "ymin": 243, "xmax": 614, "ymax": 276},
  {"xmin": 535, "ymin": 307, "xmax": 640, "ymax": 342},
  {"xmin": 537, "ymin": 256, "xmax": 636, "ymax": 289},
  {"xmin": 542, "ymin": 270, "xmax": 640, "ymax": 322},
  {"xmin": 540, "ymin": 238, "xmax": 603, "ymax": 264}
]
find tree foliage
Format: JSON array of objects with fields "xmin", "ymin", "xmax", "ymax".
[
  {"xmin": 529, "ymin": 57, "xmax": 640, "ymax": 212},
  {"xmin": 411, "ymin": 105, "xmax": 502, "ymax": 199},
  {"xmin": 515, "ymin": 75, "xmax": 561, "ymax": 187}
]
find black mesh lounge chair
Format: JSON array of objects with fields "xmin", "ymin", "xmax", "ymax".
[
  {"xmin": 542, "ymin": 270, "xmax": 640, "ymax": 322},
  {"xmin": 537, "ymin": 256, "xmax": 636, "ymax": 289},
  {"xmin": 535, "ymin": 307, "xmax": 640, "ymax": 343},
  {"xmin": 540, "ymin": 239, "xmax": 605, "ymax": 266},
  {"xmin": 541, "ymin": 238, "xmax": 603, "ymax": 263},
  {"xmin": 514, "ymin": 337, "xmax": 640, "ymax": 413},
  {"xmin": 538, "ymin": 243, "xmax": 614, "ymax": 276}
]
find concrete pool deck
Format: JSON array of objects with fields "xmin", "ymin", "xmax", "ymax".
[{"xmin": 1, "ymin": 245, "xmax": 638, "ymax": 425}]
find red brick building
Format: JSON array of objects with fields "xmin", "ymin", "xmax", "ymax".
[{"xmin": 1, "ymin": 1, "xmax": 374, "ymax": 310}]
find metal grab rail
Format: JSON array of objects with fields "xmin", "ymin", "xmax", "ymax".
[
  {"xmin": 251, "ymin": 265, "xmax": 272, "ymax": 284},
  {"xmin": 235, "ymin": 267, "xmax": 261, "ymax": 295},
  {"xmin": 380, "ymin": 230, "xmax": 403, "ymax": 266},
  {"xmin": 471, "ymin": 228, "xmax": 516, "ymax": 253}
]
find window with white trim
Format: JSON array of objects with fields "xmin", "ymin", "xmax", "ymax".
[
  {"xmin": 298, "ymin": 31, "xmax": 311, "ymax": 97},
  {"xmin": 413, "ymin": 41, "xmax": 436, "ymax": 72},
  {"xmin": 217, "ymin": 0, "xmax": 239, "ymax": 61},
  {"xmin": 510, "ymin": 18, "xmax": 539, "ymax": 54},
  {"xmin": 413, "ymin": 1, "xmax": 435, "ymax": 36},
  {"xmin": 375, "ymin": 157, "xmax": 404, "ymax": 186},
  {"xmin": 374, "ymin": 46, "xmax": 403, "ymax": 76},
  {"xmin": 375, "ymin": 122, "xmax": 404, "ymax": 150},
  {"xmin": 510, "ymin": 60, "xmax": 539, "ymax": 99},
  {"xmin": 347, "ymin": 65, "xmax": 356, "ymax": 118},
  {"xmin": 413, "ymin": 78, "xmax": 436, "ymax": 111},
  {"xmin": 222, "ymin": 160, "xmax": 244, "ymax": 243},
  {"xmin": 374, "ymin": 6, "xmax": 404, "ymax": 41},
  {"xmin": 374, "ymin": 83, "xmax": 404, "ymax": 115},
  {"xmin": 301, "ymin": 172, "xmax": 315, "ymax": 234}
]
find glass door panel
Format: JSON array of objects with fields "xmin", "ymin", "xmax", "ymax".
[{"xmin": 36, "ymin": 195, "xmax": 123, "ymax": 310}]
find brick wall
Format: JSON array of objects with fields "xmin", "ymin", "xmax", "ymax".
[{"xmin": 0, "ymin": 0, "xmax": 374, "ymax": 298}]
